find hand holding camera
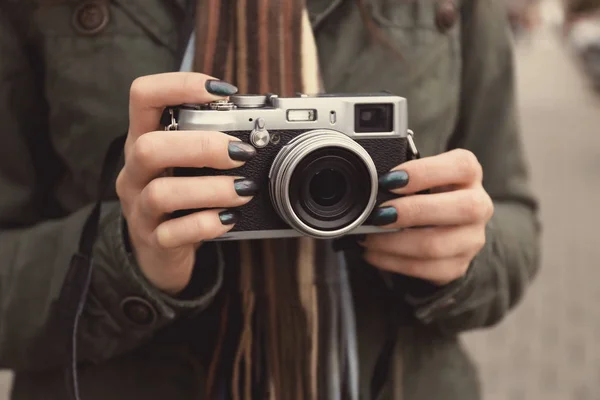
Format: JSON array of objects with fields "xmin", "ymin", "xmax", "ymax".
[
  {"xmin": 116, "ymin": 72, "xmax": 251, "ymax": 295},
  {"xmin": 360, "ymin": 149, "xmax": 494, "ymax": 286},
  {"xmin": 116, "ymin": 72, "xmax": 493, "ymax": 293},
  {"xmin": 171, "ymin": 89, "xmax": 413, "ymax": 240}
]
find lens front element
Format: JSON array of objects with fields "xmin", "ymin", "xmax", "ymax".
[
  {"xmin": 269, "ymin": 129, "xmax": 378, "ymax": 238},
  {"xmin": 309, "ymin": 168, "xmax": 346, "ymax": 207}
]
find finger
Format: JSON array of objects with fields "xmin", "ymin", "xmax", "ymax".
[
  {"xmin": 361, "ymin": 224, "xmax": 485, "ymax": 260},
  {"xmin": 126, "ymin": 130, "xmax": 256, "ymax": 187},
  {"xmin": 128, "ymin": 72, "xmax": 237, "ymax": 141},
  {"xmin": 363, "ymin": 251, "xmax": 471, "ymax": 286},
  {"xmin": 369, "ymin": 188, "xmax": 494, "ymax": 228},
  {"xmin": 378, "ymin": 149, "xmax": 483, "ymax": 194},
  {"xmin": 139, "ymin": 175, "xmax": 257, "ymax": 219},
  {"xmin": 154, "ymin": 209, "xmax": 239, "ymax": 249}
]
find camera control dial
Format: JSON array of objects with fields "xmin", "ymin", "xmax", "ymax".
[
  {"xmin": 231, "ymin": 94, "xmax": 268, "ymax": 108},
  {"xmin": 250, "ymin": 117, "xmax": 270, "ymax": 148},
  {"xmin": 207, "ymin": 99, "xmax": 236, "ymax": 111}
]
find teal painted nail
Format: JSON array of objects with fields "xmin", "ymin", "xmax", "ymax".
[
  {"xmin": 205, "ymin": 79, "xmax": 238, "ymax": 96},
  {"xmin": 228, "ymin": 141, "xmax": 256, "ymax": 161},
  {"xmin": 379, "ymin": 170, "xmax": 409, "ymax": 191},
  {"xmin": 370, "ymin": 206, "xmax": 398, "ymax": 226},
  {"xmin": 219, "ymin": 210, "xmax": 240, "ymax": 225},
  {"xmin": 234, "ymin": 178, "xmax": 259, "ymax": 197}
]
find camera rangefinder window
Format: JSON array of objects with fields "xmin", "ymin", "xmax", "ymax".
[{"xmin": 355, "ymin": 103, "xmax": 393, "ymax": 133}]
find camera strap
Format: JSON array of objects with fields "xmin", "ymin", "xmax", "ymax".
[{"xmin": 47, "ymin": 133, "xmax": 126, "ymax": 400}]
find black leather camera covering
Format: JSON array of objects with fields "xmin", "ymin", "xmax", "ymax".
[{"xmin": 173, "ymin": 129, "xmax": 410, "ymax": 233}]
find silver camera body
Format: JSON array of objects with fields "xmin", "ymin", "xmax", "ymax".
[{"xmin": 172, "ymin": 92, "xmax": 414, "ymax": 241}]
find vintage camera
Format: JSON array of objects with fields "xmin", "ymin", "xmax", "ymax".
[{"xmin": 170, "ymin": 92, "xmax": 418, "ymax": 241}]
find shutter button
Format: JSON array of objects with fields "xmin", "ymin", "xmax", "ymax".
[
  {"xmin": 72, "ymin": 0, "xmax": 110, "ymax": 35},
  {"xmin": 435, "ymin": 0, "xmax": 458, "ymax": 33},
  {"xmin": 121, "ymin": 297, "xmax": 157, "ymax": 326}
]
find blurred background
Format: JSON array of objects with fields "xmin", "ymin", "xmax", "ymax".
[
  {"xmin": 462, "ymin": 0, "xmax": 600, "ymax": 399},
  {"xmin": 464, "ymin": 0, "xmax": 600, "ymax": 400},
  {"xmin": 1, "ymin": 0, "xmax": 599, "ymax": 398}
]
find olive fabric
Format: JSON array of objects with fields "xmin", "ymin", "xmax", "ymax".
[{"xmin": 0, "ymin": 0, "xmax": 540, "ymax": 399}]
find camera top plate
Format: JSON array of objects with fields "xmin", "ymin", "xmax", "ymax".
[{"xmin": 176, "ymin": 92, "xmax": 408, "ymax": 139}]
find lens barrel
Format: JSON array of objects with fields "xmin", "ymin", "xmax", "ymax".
[{"xmin": 269, "ymin": 129, "xmax": 378, "ymax": 238}]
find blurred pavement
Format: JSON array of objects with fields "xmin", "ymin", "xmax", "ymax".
[{"xmin": 0, "ymin": 1, "xmax": 599, "ymax": 398}]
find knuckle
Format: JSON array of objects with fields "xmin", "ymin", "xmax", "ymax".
[
  {"xmin": 127, "ymin": 209, "xmax": 151, "ymax": 246},
  {"xmin": 154, "ymin": 227, "xmax": 171, "ymax": 250},
  {"xmin": 401, "ymin": 259, "xmax": 421, "ymax": 277},
  {"xmin": 115, "ymin": 169, "xmax": 127, "ymax": 199},
  {"xmin": 421, "ymin": 234, "xmax": 446, "ymax": 258},
  {"xmin": 484, "ymin": 196, "xmax": 495, "ymax": 220},
  {"xmin": 142, "ymin": 179, "xmax": 166, "ymax": 214},
  {"xmin": 439, "ymin": 261, "xmax": 469, "ymax": 283},
  {"xmin": 189, "ymin": 213, "xmax": 213, "ymax": 241},
  {"xmin": 476, "ymin": 192, "xmax": 494, "ymax": 220},
  {"xmin": 455, "ymin": 149, "xmax": 482, "ymax": 182},
  {"xmin": 132, "ymin": 135, "xmax": 157, "ymax": 170},
  {"xmin": 464, "ymin": 191, "xmax": 489, "ymax": 221},
  {"xmin": 473, "ymin": 231, "xmax": 487, "ymax": 252},
  {"xmin": 129, "ymin": 77, "xmax": 146, "ymax": 103}
]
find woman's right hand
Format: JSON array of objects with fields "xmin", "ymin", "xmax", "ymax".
[{"xmin": 115, "ymin": 73, "xmax": 257, "ymax": 295}]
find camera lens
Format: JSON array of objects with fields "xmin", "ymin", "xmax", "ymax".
[
  {"xmin": 355, "ymin": 103, "xmax": 393, "ymax": 133},
  {"xmin": 309, "ymin": 168, "xmax": 346, "ymax": 207},
  {"xmin": 269, "ymin": 129, "xmax": 379, "ymax": 238},
  {"xmin": 288, "ymin": 148, "xmax": 371, "ymax": 232}
]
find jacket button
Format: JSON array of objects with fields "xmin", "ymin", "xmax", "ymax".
[
  {"xmin": 435, "ymin": 0, "xmax": 458, "ymax": 33},
  {"xmin": 72, "ymin": 0, "xmax": 110, "ymax": 35},
  {"xmin": 121, "ymin": 297, "xmax": 157, "ymax": 326}
]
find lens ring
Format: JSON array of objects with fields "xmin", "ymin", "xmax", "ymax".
[
  {"xmin": 269, "ymin": 129, "xmax": 378, "ymax": 238},
  {"xmin": 291, "ymin": 151, "xmax": 371, "ymax": 231}
]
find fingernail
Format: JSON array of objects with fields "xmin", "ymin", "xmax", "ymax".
[
  {"xmin": 370, "ymin": 206, "xmax": 398, "ymax": 226},
  {"xmin": 234, "ymin": 178, "xmax": 259, "ymax": 197},
  {"xmin": 205, "ymin": 79, "xmax": 238, "ymax": 96},
  {"xmin": 219, "ymin": 210, "xmax": 240, "ymax": 225},
  {"xmin": 228, "ymin": 141, "xmax": 256, "ymax": 162},
  {"xmin": 379, "ymin": 170, "xmax": 409, "ymax": 191}
]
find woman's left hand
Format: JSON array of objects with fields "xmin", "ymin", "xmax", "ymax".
[{"xmin": 361, "ymin": 149, "xmax": 494, "ymax": 286}]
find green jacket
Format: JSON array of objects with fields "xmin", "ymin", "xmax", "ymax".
[{"xmin": 0, "ymin": 0, "xmax": 540, "ymax": 399}]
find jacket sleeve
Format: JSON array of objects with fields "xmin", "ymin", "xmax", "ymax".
[
  {"xmin": 394, "ymin": 0, "xmax": 541, "ymax": 333},
  {"xmin": 0, "ymin": 8, "xmax": 223, "ymax": 372}
]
